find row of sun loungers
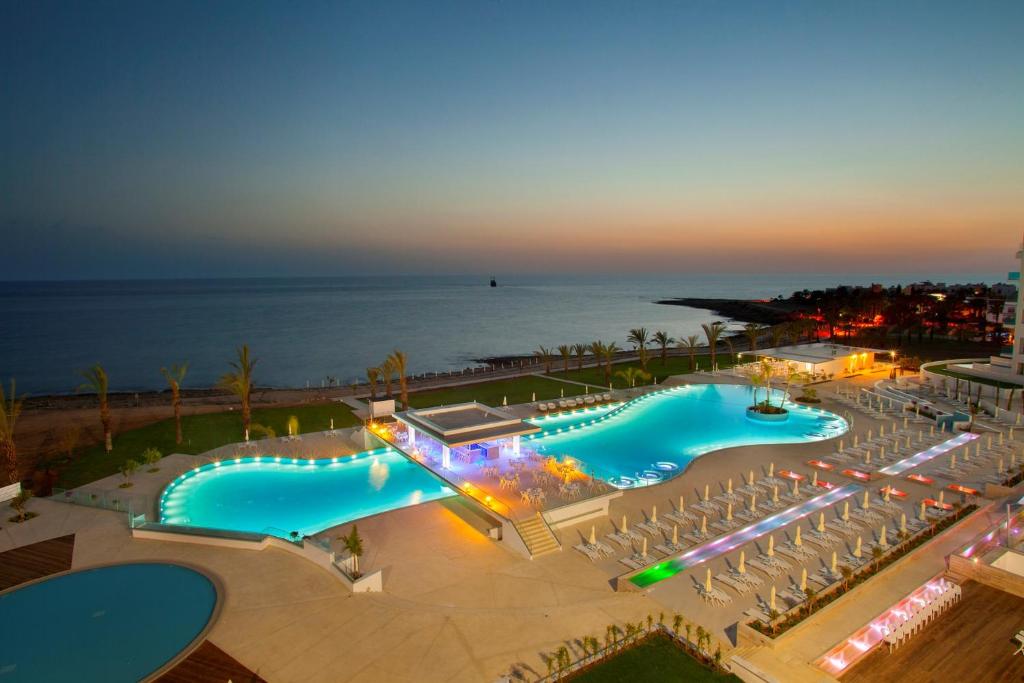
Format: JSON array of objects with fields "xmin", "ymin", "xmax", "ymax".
[{"xmin": 536, "ymin": 394, "xmax": 614, "ymax": 412}]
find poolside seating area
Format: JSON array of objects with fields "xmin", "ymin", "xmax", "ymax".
[
  {"xmin": 535, "ymin": 392, "xmax": 615, "ymax": 413},
  {"xmin": 881, "ymin": 580, "xmax": 961, "ymax": 652}
]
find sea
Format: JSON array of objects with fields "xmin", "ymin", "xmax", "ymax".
[{"xmin": 0, "ymin": 272, "xmax": 1002, "ymax": 395}]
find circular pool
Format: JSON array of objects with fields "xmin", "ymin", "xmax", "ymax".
[{"xmin": 0, "ymin": 562, "xmax": 218, "ymax": 682}]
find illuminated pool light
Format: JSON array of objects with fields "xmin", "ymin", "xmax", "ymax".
[
  {"xmin": 877, "ymin": 432, "xmax": 978, "ymax": 476},
  {"xmin": 629, "ymin": 484, "xmax": 862, "ymax": 588}
]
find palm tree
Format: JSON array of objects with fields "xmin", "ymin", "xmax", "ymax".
[
  {"xmin": 743, "ymin": 323, "xmax": 764, "ymax": 352},
  {"xmin": 78, "ymin": 364, "xmax": 113, "ymax": 453},
  {"xmin": 218, "ymin": 345, "xmax": 257, "ymax": 440},
  {"xmin": 380, "ymin": 357, "xmax": 395, "ymax": 398},
  {"xmin": 0, "ymin": 379, "xmax": 23, "ymax": 485},
  {"xmin": 701, "ymin": 322, "xmax": 727, "ymax": 370},
  {"xmin": 588, "ymin": 341, "xmax": 605, "ymax": 373},
  {"xmin": 652, "ymin": 331, "xmax": 674, "ymax": 365},
  {"xmin": 672, "ymin": 613, "xmax": 683, "ymax": 636},
  {"xmin": 602, "ymin": 342, "xmax": 619, "ymax": 384},
  {"xmin": 627, "ymin": 327, "xmax": 650, "ymax": 370},
  {"xmin": 557, "ymin": 344, "xmax": 572, "ymax": 374},
  {"xmin": 615, "ymin": 367, "xmax": 650, "ymax": 388},
  {"xmin": 160, "ymin": 362, "xmax": 189, "ymax": 445},
  {"xmin": 387, "ymin": 350, "xmax": 409, "ymax": 407},
  {"xmin": 366, "ymin": 366, "xmax": 381, "ymax": 400},
  {"xmin": 534, "ymin": 346, "xmax": 553, "ymax": 374},
  {"xmin": 769, "ymin": 324, "xmax": 787, "ymax": 348},
  {"xmin": 678, "ymin": 335, "xmax": 700, "ymax": 371},
  {"xmin": 572, "ymin": 343, "xmax": 587, "ymax": 371},
  {"xmin": 339, "ymin": 524, "xmax": 364, "ymax": 577},
  {"xmin": 9, "ymin": 489, "xmax": 32, "ymax": 522}
]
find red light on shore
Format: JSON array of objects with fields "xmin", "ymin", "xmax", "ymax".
[{"xmin": 807, "ymin": 459, "xmax": 835, "ymax": 471}]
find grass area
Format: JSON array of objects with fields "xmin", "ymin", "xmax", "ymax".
[
  {"xmin": 570, "ymin": 634, "xmax": 738, "ymax": 682},
  {"xmin": 56, "ymin": 402, "xmax": 360, "ymax": 489},
  {"xmin": 408, "ymin": 353, "xmax": 743, "ymax": 408},
  {"xmin": 926, "ymin": 363, "xmax": 1022, "ymax": 390}
]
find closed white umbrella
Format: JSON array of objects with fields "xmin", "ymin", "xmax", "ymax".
[
  {"xmin": 862, "ymin": 490, "xmax": 870, "ymax": 510},
  {"xmin": 589, "ymin": 525, "xmax": 597, "ymax": 545},
  {"xmin": 879, "ymin": 524, "xmax": 888, "ymax": 549},
  {"xmin": 621, "ymin": 515, "xmax": 628, "ymax": 534},
  {"xmin": 900, "ymin": 513, "xmax": 907, "ymax": 534},
  {"xmin": 800, "ymin": 567, "xmax": 808, "ymax": 591},
  {"xmin": 770, "ymin": 585, "xmax": 777, "ymax": 611},
  {"xmin": 794, "ymin": 526, "xmax": 803, "ymax": 547},
  {"xmin": 700, "ymin": 516, "xmax": 708, "ymax": 535},
  {"xmin": 918, "ymin": 500, "xmax": 927, "ymax": 521},
  {"xmin": 854, "ymin": 536, "xmax": 862, "ymax": 558},
  {"xmin": 727, "ymin": 478, "xmax": 733, "ymax": 495},
  {"xmin": 672, "ymin": 525, "xmax": 679, "ymax": 546},
  {"xmin": 768, "ymin": 535, "xmax": 775, "ymax": 556},
  {"xmin": 705, "ymin": 568, "xmax": 712, "ymax": 593},
  {"xmin": 749, "ymin": 494, "xmax": 757, "ymax": 511},
  {"xmin": 812, "ymin": 471, "xmax": 818, "ymax": 487},
  {"xmin": 772, "ymin": 486, "xmax": 780, "ymax": 503},
  {"xmin": 831, "ymin": 551, "xmax": 838, "ymax": 574},
  {"xmin": 704, "ymin": 483, "xmax": 710, "ymax": 501},
  {"xmin": 748, "ymin": 469, "xmax": 755, "ymax": 486},
  {"xmin": 726, "ymin": 502, "xmax": 733, "ymax": 521},
  {"xmin": 502, "ymin": 395, "xmax": 507, "ymax": 406},
  {"xmin": 739, "ymin": 550, "xmax": 746, "ymax": 573},
  {"xmin": 842, "ymin": 501, "xmax": 850, "ymax": 521},
  {"xmin": 679, "ymin": 494, "xmax": 686, "ymax": 511},
  {"xmin": 651, "ymin": 505, "xmax": 658, "ymax": 523},
  {"xmin": 641, "ymin": 537, "xmax": 648, "ymax": 558},
  {"xmin": 769, "ymin": 462, "xmax": 775, "ymax": 478},
  {"xmin": 531, "ymin": 392, "xmax": 536, "ymax": 402},
  {"xmin": 792, "ymin": 479, "xmax": 799, "ymax": 497}
]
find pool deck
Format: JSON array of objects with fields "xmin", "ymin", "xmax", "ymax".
[{"xmin": 2, "ymin": 368, "xmax": 1013, "ymax": 682}]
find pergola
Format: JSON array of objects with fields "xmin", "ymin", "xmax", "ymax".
[{"xmin": 393, "ymin": 402, "xmax": 540, "ymax": 468}]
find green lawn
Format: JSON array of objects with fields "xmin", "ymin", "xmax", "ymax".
[
  {"xmin": 570, "ymin": 634, "xmax": 739, "ymax": 682},
  {"xmin": 56, "ymin": 402, "xmax": 360, "ymax": 489},
  {"xmin": 407, "ymin": 352, "xmax": 741, "ymax": 408}
]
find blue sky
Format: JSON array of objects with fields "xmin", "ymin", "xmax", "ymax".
[{"xmin": 2, "ymin": 1, "xmax": 1022, "ymax": 279}]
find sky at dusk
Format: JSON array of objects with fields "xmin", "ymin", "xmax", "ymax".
[{"xmin": 2, "ymin": 1, "xmax": 1023, "ymax": 279}]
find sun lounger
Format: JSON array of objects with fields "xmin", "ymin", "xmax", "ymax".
[
  {"xmin": 744, "ymin": 607, "xmax": 772, "ymax": 624},
  {"xmin": 711, "ymin": 519, "xmax": 739, "ymax": 534},
  {"xmin": 604, "ymin": 532, "xmax": 633, "ymax": 549},
  {"xmin": 716, "ymin": 573, "xmax": 751, "ymax": 595},
  {"xmin": 619, "ymin": 556, "xmax": 644, "ymax": 571},
  {"xmin": 692, "ymin": 500, "xmax": 721, "ymax": 515},
  {"xmin": 804, "ymin": 530, "xmax": 839, "ymax": 549},
  {"xmin": 684, "ymin": 530, "xmax": 711, "ymax": 545},
  {"xmin": 635, "ymin": 521, "xmax": 661, "ymax": 536},
  {"xmin": 574, "ymin": 544, "xmax": 601, "ymax": 561},
  {"xmin": 654, "ymin": 542, "xmax": 686, "ymax": 555},
  {"xmin": 664, "ymin": 509, "xmax": 698, "ymax": 525},
  {"xmin": 697, "ymin": 585, "xmax": 733, "ymax": 606},
  {"xmin": 748, "ymin": 556, "xmax": 788, "ymax": 577},
  {"xmin": 778, "ymin": 543, "xmax": 816, "ymax": 561}
]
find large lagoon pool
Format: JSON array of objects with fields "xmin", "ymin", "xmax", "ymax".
[
  {"xmin": 527, "ymin": 384, "xmax": 846, "ymax": 487},
  {"xmin": 0, "ymin": 563, "xmax": 216, "ymax": 682},
  {"xmin": 160, "ymin": 447, "xmax": 456, "ymax": 537}
]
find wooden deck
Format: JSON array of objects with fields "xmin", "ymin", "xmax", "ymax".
[
  {"xmin": 844, "ymin": 580, "xmax": 1024, "ymax": 682},
  {"xmin": 0, "ymin": 533, "xmax": 75, "ymax": 590},
  {"xmin": 157, "ymin": 641, "xmax": 266, "ymax": 683}
]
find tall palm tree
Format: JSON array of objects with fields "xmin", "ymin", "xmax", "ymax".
[
  {"xmin": 769, "ymin": 324, "xmax": 786, "ymax": 348},
  {"xmin": 387, "ymin": 350, "xmax": 409, "ymax": 407},
  {"xmin": 602, "ymin": 342, "xmax": 619, "ymax": 383},
  {"xmin": 218, "ymin": 345, "xmax": 257, "ymax": 440},
  {"xmin": 627, "ymin": 327, "xmax": 650, "ymax": 370},
  {"xmin": 160, "ymin": 362, "xmax": 189, "ymax": 445},
  {"xmin": 742, "ymin": 323, "xmax": 764, "ymax": 353},
  {"xmin": 678, "ymin": 335, "xmax": 700, "ymax": 371},
  {"xmin": 588, "ymin": 341, "xmax": 605, "ymax": 372},
  {"xmin": 366, "ymin": 366, "xmax": 381, "ymax": 400},
  {"xmin": 380, "ymin": 357, "xmax": 395, "ymax": 398},
  {"xmin": 78, "ymin": 364, "xmax": 113, "ymax": 452},
  {"xmin": 701, "ymin": 322, "xmax": 728, "ymax": 370},
  {"xmin": 534, "ymin": 346, "xmax": 553, "ymax": 374},
  {"xmin": 652, "ymin": 331, "xmax": 675, "ymax": 365},
  {"xmin": 572, "ymin": 343, "xmax": 587, "ymax": 371},
  {"xmin": 556, "ymin": 344, "xmax": 572, "ymax": 374},
  {"xmin": 0, "ymin": 379, "xmax": 23, "ymax": 485}
]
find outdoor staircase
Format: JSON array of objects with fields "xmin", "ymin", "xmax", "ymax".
[{"xmin": 514, "ymin": 514, "xmax": 561, "ymax": 558}]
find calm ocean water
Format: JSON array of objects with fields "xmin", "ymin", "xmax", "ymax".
[{"xmin": 0, "ymin": 273, "xmax": 1000, "ymax": 395}]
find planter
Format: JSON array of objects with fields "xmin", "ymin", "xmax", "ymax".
[
  {"xmin": 0, "ymin": 481, "xmax": 22, "ymax": 503},
  {"xmin": 746, "ymin": 407, "xmax": 789, "ymax": 422}
]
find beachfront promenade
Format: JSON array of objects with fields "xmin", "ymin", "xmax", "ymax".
[{"xmin": 3, "ymin": 367, "xmax": 1021, "ymax": 682}]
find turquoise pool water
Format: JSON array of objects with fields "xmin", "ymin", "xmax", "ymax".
[
  {"xmin": 527, "ymin": 384, "xmax": 846, "ymax": 488},
  {"xmin": 160, "ymin": 447, "xmax": 456, "ymax": 537},
  {"xmin": 0, "ymin": 563, "xmax": 216, "ymax": 682}
]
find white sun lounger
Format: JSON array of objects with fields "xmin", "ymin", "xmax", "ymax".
[{"xmin": 716, "ymin": 573, "xmax": 752, "ymax": 595}]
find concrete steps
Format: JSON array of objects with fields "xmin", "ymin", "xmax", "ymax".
[{"xmin": 514, "ymin": 514, "xmax": 561, "ymax": 558}]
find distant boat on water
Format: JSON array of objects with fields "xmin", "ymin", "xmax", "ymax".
[{"xmin": 490, "ymin": 276, "xmax": 497, "ymax": 287}]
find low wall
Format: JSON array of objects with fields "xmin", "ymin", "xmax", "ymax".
[
  {"xmin": 132, "ymin": 524, "xmax": 383, "ymax": 593},
  {"xmin": 0, "ymin": 482, "xmax": 21, "ymax": 503},
  {"xmin": 543, "ymin": 490, "xmax": 622, "ymax": 529},
  {"xmin": 949, "ymin": 552, "xmax": 1024, "ymax": 598}
]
